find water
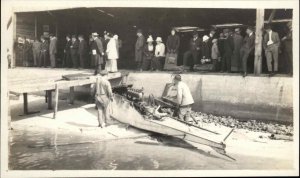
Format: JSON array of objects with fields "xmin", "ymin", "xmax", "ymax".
[{"xmin": 9, "ymin": 127, "xmax": 292, "ymax": 170}]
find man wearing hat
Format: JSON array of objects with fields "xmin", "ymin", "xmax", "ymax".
[
  {"xmin": 221, "ymin": 28, "xmax": 234, "ymax": 73},
  {"xmin": 183, "ymin": 30, "xmax": 201, "ymax": 71},
  {"xmin": 49, "ymin": 33, "xmax": 57, "ymax": 68},
  {"xmin": 70, "ymin": 35, "xmax": 79, "ymax": 68},
  {"xmin": 240, "ymin": 26, "xmax": 255, "ymax": 77},
  {"xmin": 263, "ymin": 24, "xmax": 280, "ymax": 77},
  {"xmin": 91, "ymin": 32, "xmax": 105, "ymax": 74},
  {"xmin": 40, "ymin": 35, "xmax": 49, "ymax": 67},
  {"xmin": 135, "ymin": 29, "xmax": 145, "ymax": 70},
  {"xmin": 95, "ymin": 70, "xmax": 113, "ymax": 128},
  {"xmin": 141, "ymin": 35, "xmax": 155, "ymax": 71},
  {"xmin": 78, "ymin": 34, "xmax": 88, "ymax": 69},
  {"xmin": 282, "ymin": 21, "xmax": 293, "ymax": 75},
  {"xmin": 152, "ymin": 37, "xmax": 165, "ymax": 70},
  {"xmin": 171, "ymin": 74, "xmax": 194, "ymax": 121},
  {"xmin": 231, "ymin": 28, "xmax": 243, "ymax": 72},
  {"xmin": 64, "ymin": 35, "xmax": 72, "ymax": 68}
]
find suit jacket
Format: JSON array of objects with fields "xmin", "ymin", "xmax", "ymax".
[
  {"xmin": 93, "ymin": 38, "xmax": 104, "ymax": 55},
  {"xmin": 32, "ymin": 41, "xmax": 41, "ymax": 52},
  {"xmin": 241, "ymin": 33, "xmax": 255, "ymax": 53},
  {"xmin": 233, "ymin": 34, "xmax": 243, "ymax": 52},
  {"xmin": 263, "ymin": 31, "xmax": 280, "ymax": 49},
  {"xmin": 49, "ymin": 37, "xmax": 57, "ymax": 54},
  {"xmin": 189, "ymin": 37, "xmax": 201, "ymax": 51},
  {"xmin": 79, "ymin": 39, "xmax": 88, "ymax": 55},
  {"xmin": 166, "ymin": 34, "xmax": 180, "ymax": 52},
  {"xmin": 40, "ymin": 40, "xmax": 49, "ymax": 52},
  {"xmin": 65, "ymin": 40, "xmax": 72, "ymax": 53},
  {"xmin": 143, "ymin": 44, "xmax": 155, "ymax": 60},
  {"xmin": 135, "ymin": 35, "xmax": 145, "ymax": 52},
  {"xmin": 70, "ymin": 40, "xmax": 79, "ymax": 55},
  {"xmin": 201, "ymin": 42, "xmax": 210, "ymax": 59},
  {"xmin": 223, "ymin": 36, "xmax": 234, "ymax": 55}
]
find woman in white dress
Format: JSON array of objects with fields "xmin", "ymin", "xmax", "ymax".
[{"xmin": 105, "ymin": 33, "xmax": 118, "ymax": 72}]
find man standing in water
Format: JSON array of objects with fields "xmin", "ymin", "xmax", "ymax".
[
  {"xmin": 172, "ymin": 74, "xmax": 194, "ymax": 121},
  {"xmin": 95, "ymin": 70, "xmax": 113, "ymax": 128}
]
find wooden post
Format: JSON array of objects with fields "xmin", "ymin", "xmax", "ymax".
[
  {"xmin": 23, "ymin": 93, "xmax": 28, "ymax": 114},
  {"xmin": 35, "ymin": 14, "xmax": 38, "ymax": 38},
  {"xmin": 53, "ymin": 84, "xmax": 59, "ymax": 119},
  {"xmin": 69, "ymin": 87, "xmax": 75, "ymax": 104},
  {"xmin": 47, "ymin": 90, "xmax": 53, "ymax": 109},
  {"xmin": 254, "ymin": 9, "xmax": 265, "ymax": 75},
  {"xmin": 12, "ymin": 12, "xmax": 16, "ymax": 68}
]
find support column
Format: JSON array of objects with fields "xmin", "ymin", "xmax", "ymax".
[
  {"xmin": 23, "ymin": 93, "xmax": 28, "ymax": 114},
  {"xmin": 12, "ymin": 12, "xmax": 17, "ymax": 68},
  {"xmin": 254, "ymin": 9, "xmax": 265, "ymax": 75},
  {"xmin": 53, "ymin": 84, "xmax": 59, "ymax": 119},
  {"xmin": 35, "ymin": 14, "xmax": 38, "ymax": 38}
]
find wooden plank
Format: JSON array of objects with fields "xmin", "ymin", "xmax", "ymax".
[
  {"xmin": 254, "ymin": 9, "xmax": 264, "ymax": 75},
  {"xmin": 268, "ymin": 9, "xmax": 276, "ymax": 23},
  {"xmin": 53, "ymin": 84, "xmax": 59, "ymax": 119}
]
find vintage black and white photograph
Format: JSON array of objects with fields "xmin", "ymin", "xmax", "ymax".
[{"xmin": 1, "ymin": 0, "xmax": 299, "ymax": 177}]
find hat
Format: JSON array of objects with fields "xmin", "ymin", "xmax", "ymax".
[
  {"xmin": 247, "ymin": 26, "xmax": 255, "ymax": 32},
  {"xmin": 92, "ymin": 32, "xmax": 99, "ymax": 36},
  {"xmin": 113, "ymin": 34, "xmax": 118, "ymax": 40},
  {"xmin": 99, "ymin": 70, "xmax": 108, "ymax": 76},
  {"xmin": 137, "ymin": 29, "xmax": 143, "ymax": 34},
  {"xmin": 174, "ymin": 74, "xmax": 182, "ymax": 81},
  {"xmin": 264, "ymin": 24, "xmax": 272, "ymax": 30},
  {"xmin": 156, "ymin": 37, "xmax": 162, "ymax": 42},
  {"xmin": 193, "ymin": 30, "xmax": 198, "ymax": 36},
  {"xmin": 202, "ymin": 35, "xmax": 209, "ymax": 42},
  {"xmin": 147, "ymin": 36, "xmax": 154, "ymax": 42},
  {"xmin": 212, "ymin": 39, "xmax": 218, "ymax": 43},
  {"xmin": 223, "ymin": 29, "xmax": 229, "ymax": 33}
]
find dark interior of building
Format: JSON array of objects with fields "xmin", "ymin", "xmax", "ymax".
[{"xmin": 15, "ymin": 8, "xmax": 292, "ymax": 72}]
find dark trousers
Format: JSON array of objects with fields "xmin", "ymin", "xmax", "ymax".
[
  {"xmin": 141, "ymin": 58, "xmax": 152, "ymax": 70},
  {"xmin": 79, "ymin": 54, "xmax": 87, "ymax": 68},
  {"xmin": 212, "ymin": 59, "xmax": 219, "ymax": 71},
  {"xmin": 71, "ymin": 53, "xmax": 79, "ymax": 68},
  {"xmin": 240, "ymin": 48, "xmax": 251, "ymax": 73},
  {"xmin": 151, "ymin": 56, "xmax": 164, "ymax": 70},
  {"xmin": 222, "ymin": 52, "xmax": 232, "ymax": 72},
  {"xmin": 40, "ymin": 51, "xmax": 48, "ymax": 67},
  {"xmin": 94, "ymin": 54, "xmax": 103, "ymax": 74},
  {"xmin": 183, "ymin": 50, "xmax": 199, "ymax": 70}
]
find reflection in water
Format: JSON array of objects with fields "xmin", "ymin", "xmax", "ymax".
[{"xmin": 9, "ymin": 127, "xmax": 292, "ymax": 170}]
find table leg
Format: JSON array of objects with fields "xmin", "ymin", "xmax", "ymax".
[
  {"xmin": 47, "ymin": 90, "xmax": 53, "ymax": 110},
  {"xmin": 53, "ymin": 84, "xmax": 59, "ymax": 119},
  {"xmin": 69, "ymin": 87, "xmax": 74, "ymax": 104},
  {"xmin": 19, "ymin": 93, "xmax": 40, "ymax": 116}
]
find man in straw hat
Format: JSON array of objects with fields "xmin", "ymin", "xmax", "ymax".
[
  {"xmin": 95, "ymin": 70, "xmax": 113, "ymax": 128},
  {"xmin": 263, "ymin": 24, "xmax": 280, "ymax": 77},
  {"xmin": 183, "ymin": 30, "xmax": 201, "ymax": 71},
  {"xmin": 152, "ymin": 36, "xmax": 165, "ymax": 70},
  {"xmin": 91, "ymin": 32, "xmax": 105, "ymax": 75},
  {"xmin": 240, "ymin": 26, "xmax": 255, "ymax": 77}
]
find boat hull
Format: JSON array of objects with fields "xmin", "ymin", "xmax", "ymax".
[{"xmin": 111, "ymin": 94, "xmax": 226, "ymax": 151}]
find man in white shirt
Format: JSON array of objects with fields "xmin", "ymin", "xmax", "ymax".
[
  {"xmin": 152, "ymin": 37, "xmax": 165, "ymax": 70},
  {"xmin": 263, "ymin": 24, "xmax": 280, "ymax": 77},
  {"xmin": 172, "ymin": 74, "xmax": 194, "ymax": 121}
]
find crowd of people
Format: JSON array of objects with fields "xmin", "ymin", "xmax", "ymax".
[
  {"xmin": 13, "ymin": 21, "xmax": 292, "ymax": 77},
  {"xmin": 134, "ymin": 22, "xmax": 293, "ymax": 77},
  {"xmin": 14, "ymin": 31, "xmax": 121, "ymax": 74}
]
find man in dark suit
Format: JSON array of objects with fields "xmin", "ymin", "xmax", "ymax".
[
  {"xmin": 91, "ymin": 32, "xmax": 104, "ymax": 75},
  {"xmin": 221, "ymin": 29, "xmax": 234, "ymax": 73},
  {"xmin": 135, "ymin": 29, "xmax": 145, "ymax": 70},
  {"xmin": 263, "ymin": 24, "xmax": 280, "ymax": 77},
  {"xmin": 78, "ymin": 35, "xmax": 88, "ymax": 69},
  {"xmin": 64, "ymin": 35, "xmax": 72, "ymax": 68},
  {"xmin": 40, "ymin": 36, "xmax": 49, "ymax": 67},
  {"xmin": 70, "ymin": 35, "xmax": 79, "ymax": 68},
  {"xmin": 183, "ymin": 30, "xmax": 201, "ymax": 71},
  {"xmin": 240, "ymin": 26, "xmax": 255, "ymax": 77}
]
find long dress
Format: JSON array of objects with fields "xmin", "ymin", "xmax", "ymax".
[{"xmin": 105, "ymin": 38, "xmax": 118, "ymax": 72}]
